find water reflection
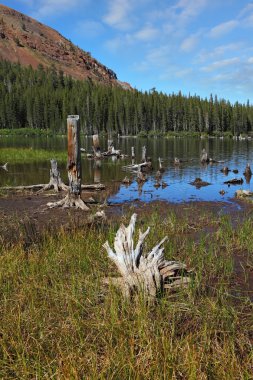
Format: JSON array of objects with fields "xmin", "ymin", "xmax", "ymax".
[{"xmin": 1, "ymin": 136, "xmax": 253, "ymax": 204}]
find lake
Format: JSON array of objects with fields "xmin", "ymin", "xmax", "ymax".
[{"xmin": 1, "ymin": 135, "xmax": 253, "ymax": 205}]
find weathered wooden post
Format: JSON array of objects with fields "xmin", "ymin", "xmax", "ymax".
[
  {"xmin": 93, "ymin": 134, "xmax": 101, "ymax": 159},
  {"xmin": 47, "ymin": 115, "xmax": 89, "ymax": 210},
  {"xmin": 67, "ymin": 115, "xmax": 82, "ymax": 197}
]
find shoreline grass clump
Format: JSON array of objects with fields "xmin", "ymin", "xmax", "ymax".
[
  {"xmin": 0, "ymin": 210, "xmax": 252, "ymax": 378},
  {"xmin": 0, "ymin": 148, "xmax": 67, "ymax": 164}
]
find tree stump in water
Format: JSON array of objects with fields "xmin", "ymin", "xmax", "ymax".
[
  {"xmin": 103, "ymin": 213, "xmax": 192, "ymax": 300},
  {"xmin": 47, "ymin": 115, "xmax": 89, "ymax": 210},
  {"xmin": 93, "ymin": 134, "xmax": 102, "ymax": 159},
  {"xmin": 201, "ymin": 148, "xmax": 209, "ymax": 163},
  {"xmin": 40, "ymin": 159, "xmax": 68, "ymax": 192},
  {"xmin": 141, "ymin": 146, "xmax": 147, "ymax": 162}
]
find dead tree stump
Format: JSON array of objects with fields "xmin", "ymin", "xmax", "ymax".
[
  {"xmin": 131, "ymin": 146, "xmax": 135, "ymax": 159},
  {"xmin": 103, "ymin": 214, "xmax": 192, "ymax": 300},
  {"xmin": 93, "ymin": 134, "xmax": 102, "ymax": 159},
  {"xmin": 142, "ymin": 146, "xmax": 147, "ymax": 162},
  {"xmin": 40, "ymin": 159, "xmax": 68, "ymax": 192},
  {"xmin": 47, "ymin": 115, "xmax": 89, "ymax": 210},
  {"xmin": 201, "ymin": 148, "xmax": 209, "ymax": 163}
]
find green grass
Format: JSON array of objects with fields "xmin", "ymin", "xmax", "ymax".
[
  {"xmin": 0, "ymin": 128, "xmax": 54, "ymax": 136},
  {"xmin": 0, "ymin": 148, "xmax": 67, "ymax": 164},
  {"xmin": 0, "ymin": 209, "xmax": 252, "ymax": 379}
]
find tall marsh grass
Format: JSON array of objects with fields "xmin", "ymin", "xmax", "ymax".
[{"xmin": 0, "ymin": 210, "xmax": 252, "ymax": 378}]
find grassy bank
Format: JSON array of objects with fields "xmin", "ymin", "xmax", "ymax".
[
  {"xmin": 0, "ymin": 148, "xmax": 67, "ymax": 164},
  {"xmin": 0, "ymin": 208, "xmax": 252, "ymax": 379},
  {"xmin": 0, "ymin": 128, "xmax": 55, "ymax": 137}
]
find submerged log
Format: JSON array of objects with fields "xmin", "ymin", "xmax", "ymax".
[
  {"xmin": 47, "ymin": 115, "xmax": 89, "ymax": 210},
  {"xmin": 224, "ymin": 178, "xmax": 243, "ymax": 185},
  {"xmin": 221, "ymin": 166, "xmax": 230, "ymax": 174},
  {"xmin": 190, "ymin": 177, "xmax": 211, "ymax": 188},
  {"xmin": 103, "ymin": 213, "xmax": 192, "ymax": 300}
]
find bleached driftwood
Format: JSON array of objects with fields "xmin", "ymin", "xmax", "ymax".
[
  {"xmin": 123, "ymin": 161, "xmax": 151, "ymax": 171},
  {"xmin": 103, "ymin": 213, "xmax": 192, "ymax": 300},
  {"xmin": 0, "ymin": 183, "xmax": 105, "ymax": 191},
  {"xmin": 236, "ymin": 189, "xmax": 253, "ymax": 197},
  {"xmin": 39, "ymin": 159, "xmax": 68, "ymax": 192},
  {"xmin": 0, "ymin": 162, "xmax": 8, "ymax": 171}
]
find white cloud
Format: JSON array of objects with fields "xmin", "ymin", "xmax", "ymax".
[
  {"xmin": 248, "ymin": 57, "xmax": 253, "ymax": 64},
  {"xmin": 180, "ymin": 34, "xmax": 199, "ymax": 52},
  {"xmin": 32, "ymin": 0, "xmax": 84, "ymax": 18},
  {"xmin": 103, "ymin": 0, "xmax": 134, "ymax": 30},
  {"xmin": 152, "ymin": 0, "xmax": 209, "ymax": 28},
  {"xmin": 209, "ymin": 20, "xmax": 239, "ymax": 38},
  {"xmin": 175, "ymin": 68, "xmax": 193, "ymax": 78},
  {"xmin": 76, "ymin": 20, "xmax": 104, "ymax": 37},
  {"xmin": 201, "ymin": 57, "xmax": 240, "ymax": 72},
  {"xmin": 239, "ymin": 2, "xmax": 253, "ymax": 18},
  {"xmin": 134, "ymin": 25, "xmax": 158, "ymax": 41},
  {"xmin": 104, "ymin": 37, "xmax": 122, "ymax": 51},
  {"xmin": 172, "ymin": 0, "xmax": 208, "ymax": 23},
  {"xmin": 196, "ymin": 43, "xmax": 245, "ymax": 63}
]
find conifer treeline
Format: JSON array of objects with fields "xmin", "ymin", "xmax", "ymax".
[{"xmin": 1, "ymin": 60, "xmax": 253, "ymax": 135}]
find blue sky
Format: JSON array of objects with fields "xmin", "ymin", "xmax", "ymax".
[{"xmin": 3, "ymin": 0, "xmax": 253, "ymax": 104}]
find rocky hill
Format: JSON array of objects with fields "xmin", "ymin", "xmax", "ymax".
[{"xmin": 0, "ymin": 4, "xmax": 131, "ymax": 88}]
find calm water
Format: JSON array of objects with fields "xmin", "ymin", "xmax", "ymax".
[{"xmin": 1, "ymin": 135, "xmax": 253, "ymax": 205}]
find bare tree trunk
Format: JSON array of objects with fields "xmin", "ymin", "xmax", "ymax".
[
  {"xmin": 47, "ymin": 115, "xmax": 89, "ymax": 210},
  {"xmin": 103, "ymin": 214, "xmax": 192, "ymax": 300}
]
